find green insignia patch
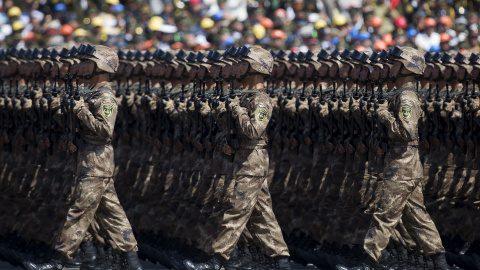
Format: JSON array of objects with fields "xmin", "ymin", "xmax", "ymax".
[
  {"xmin": 257, "ymin": 108, "xmax": 268, "ymax": 122},
  {"xmin": 101, "ymin": 99, "xmax": 115, "ymax": 118},
  {"xmin": 401, "ymin": 105, "xmax": 412, "ymax": 120}
]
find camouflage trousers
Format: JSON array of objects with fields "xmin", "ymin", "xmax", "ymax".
[
  {"xmin": 211, "ymin": 175, "xmax": 289, "ymax": 260},
  {"xmin": 54, "ymin": 176, "xmax": 138, "ymax": 260},
  {"xmin": 364, "ymin": 177, "xmax": 445, "ymax": 262}
]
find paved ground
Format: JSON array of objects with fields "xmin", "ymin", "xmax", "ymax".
[{"xmin": 0, "ymin": 260, "xmax": 318, "ymax": 269}]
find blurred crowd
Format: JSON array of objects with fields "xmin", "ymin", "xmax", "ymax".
[{"xmin": 2, "ymin": 0, "xmax": 480, "ymax": 53}]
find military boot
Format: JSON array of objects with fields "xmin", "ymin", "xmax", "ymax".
[
  {"xmin": 122, "ymin": 251, "xmax": 143, "ymax": 270},
  {"xmin": 274, "ymin": 256, "xmax": 291, "ymax": 270},
  {"xmin": 420, "ymin": 254, "xmax": 436, "ymax": 270},
  {"xmin": 183, "ymin": 254, "xmax": 223, "ymax": 270},
  {"xmin": 105, "ymin": 248, "xmax": 123, "ymax": 270},
  {"xmin": 88, "ymin": 244, "xmax": 106, "ymax": 270},
  {"xmin": 168, "ymin": 249, "xmax": 188, "ymax": 270},
  {"xmin": 248, "ymin": 246, "xmax": 265, "ymax": 270},
  {"xmin": 335, "ymin": 255, "xmax": 377, "ymax": 270},
  {"xmin": 431, "ymin": 254, "xmax": 453, "ymax": 270},
  {"xmin": 447, "ymin": 252, "xmax": 480, "ymax": 270},
  {"xmin": 23, "ymin": 252, "xmax": 66, "ymax": 270},
  {"xmin": 65, "ymin": 248, "xmax": 82, "ymax": 268},
  {"xmin": 223, "ymin": 245, "xmax": 253, "ymax": 270},
  {"xmin": 391, "ymin": 245, "xmax": 408, "ymax": 269},
  {"xmin": 79, "ymin": 241, "xmax": 97, "ymax": 270}
]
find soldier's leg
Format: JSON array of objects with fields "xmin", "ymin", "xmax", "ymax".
[
  {"xmin": 89, "ymin": 219, "xmax": 106, "ymax": 247},
  {"xmin": 364, "ymin": 178, "xmax": 444, "ymax": 262},
  {"xmin": 363, "ymin": 178, "xmax": 417, "ymax": 262},
  {"xmin": 211, "ymin": 175, "xmax": 275, "ymax": 260},
  {"xmin": 54, "ymin": 176, "xmax": 107, "ymax": 260},
  {"xmin": 392, "ymin": 221, "xmax": 418, "ymax": 251},
  {"xmin": 94, "ymin": 177, "xmax": 138, "ymax": 253},
  {"xmin": 246, "ymin": 178, "xmax": 289, "ymax": 258},
  {"xmin": 401, "ymin": 181, "xmax": 445, "ymax": 257}
]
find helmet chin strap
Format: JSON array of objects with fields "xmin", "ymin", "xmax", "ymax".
[{"xmin": 82, "ymin": 66, "xmax": 108, "ymax": 80}]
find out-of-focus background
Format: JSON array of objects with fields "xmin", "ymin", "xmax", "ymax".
[{"xmin": 1, "ymin": 0, "xmax": 480, "ymax": 53}]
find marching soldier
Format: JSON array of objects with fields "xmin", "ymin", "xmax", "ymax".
[
  {"xmin": 184, "ymin": 47, "xmax": 291, "ymax": 270},
  {"xmin": 24, "ymin": 45, "xmax": 143, "ymax": 270},
  {"xmin": 339, "ymin": 47, "xmax": 451, "ymax": 270}
]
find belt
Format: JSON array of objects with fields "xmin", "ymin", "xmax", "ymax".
[
  {"xmin": 389, "ymin": 140, "xmax": 418, "ymax": 147},
  {"xmin": 237, "ymin": 139, "xmax": 266, "ymax": 150},
  {"xmin": 83, "ymin": 140, "xmax": 112, "ymax": 146},
  {"xmin": 237, "ymin": 145, "xmax": 266, "ymax": 150}
]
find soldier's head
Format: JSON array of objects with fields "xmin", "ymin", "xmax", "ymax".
[
  {"xmin": 123, "ymin": 56, "xmax": 135, "ymax": 77},
  {"xmin": 338, "ymin": 50, "xmax": 353, "ymax": 78},
  {"xmin": 236, "ymin": 46, "xmax": 273, "ymax": 89},
  {"xmin": 388, "ymin": 47, "xmax": 425, "ymax": 76},
  {"xmin": 197, "ymin": 64, "xmax": 210, "ymax": 80},
  {"xmin": 451, "ymin": 52, "xmax": 473, "ymax": 83},
  {"xmin": 388, "ymin": 47, "xmax": 425, "ymax": 88},
  {"xmin": 77, "ymin": 45, "xmax": 118, "ymax": 86}
]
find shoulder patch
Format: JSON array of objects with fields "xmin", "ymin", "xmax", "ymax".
[
  {"xmin": 400, "ymin": 106, "xmax": 412, "ymax": 120},
  {"xmin": 256, "ymin": 102, "xmax": 270, "ymax": 122},
  {"xmin": 400, "ymin": 99, "xmax": 414, "ymax": 107},
  {"xmin": 101, "ymin": 98, "xmax": 115, "ymax": 118}
]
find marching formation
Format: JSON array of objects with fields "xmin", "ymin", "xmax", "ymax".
[{"xmin": 0, "ymin": 44, "xmax": 479, "ymax": 270}]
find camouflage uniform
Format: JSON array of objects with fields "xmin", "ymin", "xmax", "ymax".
[
  {"xmin": 54, "ymin": 82, "xmax": 138, "ymax": 260},
  {"xmin": 364, "ymin": 88, "xmax": 445, "ymax": 262},
  {"xmin": 210, "ymin": 90, "xmax": 289, "ymax": 260}
]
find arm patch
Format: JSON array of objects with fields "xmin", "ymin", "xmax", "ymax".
[
  {"xmin": 256, "ymin": 102, "xmax": 270, "ymax": 122},
  {"xmin": 101, "ymin": 99, "xmax": 115, "ymax": 118}
]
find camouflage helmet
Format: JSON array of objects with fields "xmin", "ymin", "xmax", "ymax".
[
  {"xmin": 84, "ymin": 45, "xmax": 119, "ymax": 73},
  {"xmin": 391, "ymin": 46, "xmax": 425, "ymax": 75},
  {"xmin": 239, "ymin": 46, "xmax": 273, "ymax": 75}
]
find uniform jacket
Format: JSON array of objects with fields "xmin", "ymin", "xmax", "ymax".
[
  {"xmin": 232, "ymin": 91, "xmax": 272, "ymax": 177},
  {"xmin": 377, "ymin": 86, "xmax": 424, "ymax": 181},
  {"xmin": 76, "ymin": 82, "xmax": 117, "ymax": 178}
]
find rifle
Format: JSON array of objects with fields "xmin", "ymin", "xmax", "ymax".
[
  {"xmin": 196, "ymin": 96, "xmax": 206, "ymax": 158},
  {"xmin": 69, "ymin": 76, "xmax": 79, "ymax": 165},
  {"xmin": 307, "ymin": 77, "xmax": 318, "ymax": 153},
  {"xmin": 294, "ymin": 77, "xmax": 308, "ymax": 154},
  {"xmin": 0, "ymin": 78, "xmax": 4, "ymax": 139},
  {"xmin": 376, "ymin": 79, "xmax": 388, "ymax": 155},
  {"xmin": 421, "ymin": 83, "xmax": 434, "ymax": 150},
  {"xmin": 464, "ymin": 81, "xmax": 476, "ymax": 160},
  {"xmin": 225, "ymin": 75, "xmax": 239, "ymax": 162},
  {"xmin": 338, "ymin": 80, "xmax": 348, "ymax": 156},
  {"xmin": 39, "ymin": 93, "xmax": 46, "ymax": 151},
  {"xmin": 345, "ymin": 94, "xmax": 355, "ymax": 172},
  {"xmin": 317, "ymin": 83, "xmax": 326, "ymax": 149},
  {"xmin": 326, "ymin": 82, "xmax": 338, "ymax": 152},
  {"xmin": 294, "ymin": 96, "xmax": 301, "ymax": 154},
  {"xmin": 4, "ymin": 79, "xmax": 11, "ymax": 152},
  {"xmin": 20, "ymin": 81, "xmax": 29, "ymax": 152},
  {"xmin": 47, "ymin": 90, "xmax": 54, "ymax": 156},
  {"xmin": 433, "ymin": 83, "xmax": 442, "ymax": 149}
]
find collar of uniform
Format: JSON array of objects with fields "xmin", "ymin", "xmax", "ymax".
[
  {"xmin": 398, "ymin": 81, "xmax": 416, "ymax": 91},
  {"xmin": 89, "ymin": 81, "xmax": 112, "ymax": 92}
]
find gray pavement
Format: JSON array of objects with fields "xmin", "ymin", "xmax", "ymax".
[{"xmin": 0, "ymin": 260, "xmax": 318, "ymax": 269}]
